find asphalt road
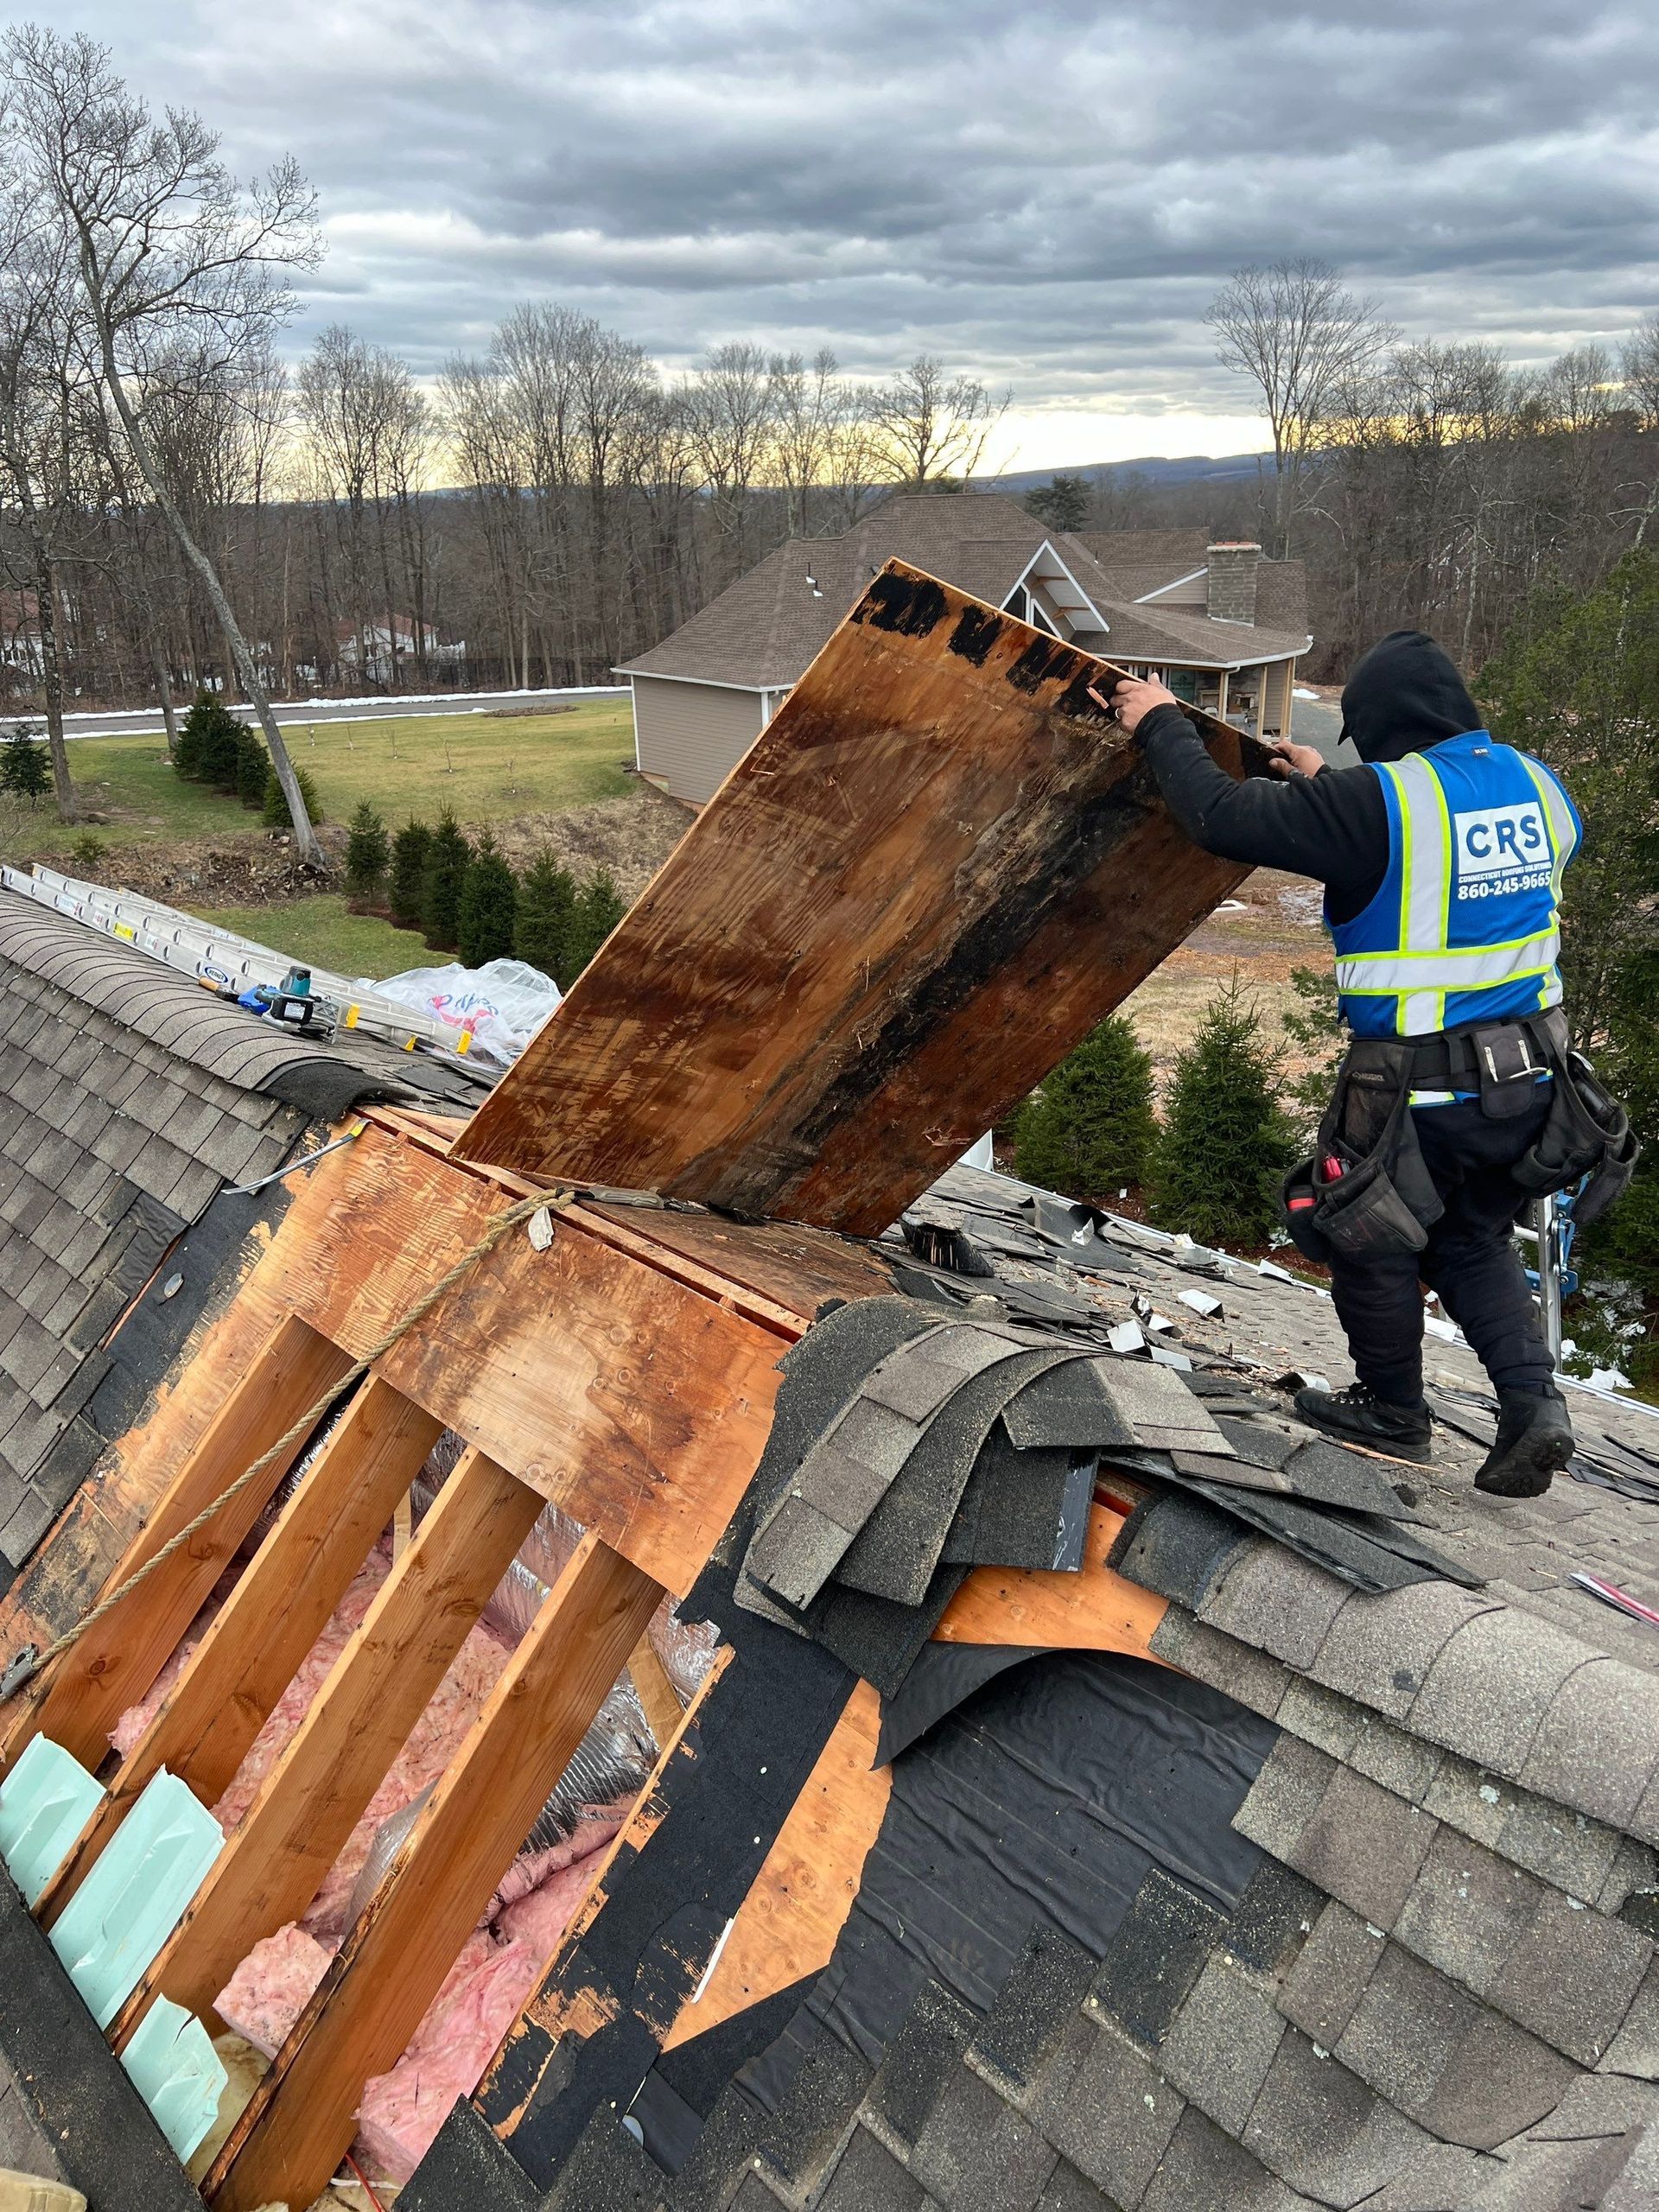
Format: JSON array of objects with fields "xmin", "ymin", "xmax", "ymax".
[
  {"xmin": 1288, "ymin": 693, "xmax": 1347, "ymax": 765},
  {"xmin": 57, "ymin": 684, "xmax": 629, "ymax": 742}
]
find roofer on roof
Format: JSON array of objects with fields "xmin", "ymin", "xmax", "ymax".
[{"xmin": 1096, "ymin": 631, "xmax": 1637, "ymax": 1500}]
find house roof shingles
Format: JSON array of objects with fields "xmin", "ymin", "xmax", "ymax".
[
  {"xmin": 620, "ymin": 494, "xmax": 1311, "ymax": 690},
  {"xmin": 498, "ymin": 1166, "xmax": 1659, "ymax": 2212},
  {"xmin": 0, "ymin": 887, "xmax": 480, "ymax": 1573}
]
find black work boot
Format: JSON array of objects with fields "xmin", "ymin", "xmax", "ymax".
[
  {"xmin": 1475, "ymin": 1388, "xmax": 1574, "ymax": 1499},
  {"xmin": 1293, "ymin": 1382, "xmax": 1433, "ymax": 1464}
]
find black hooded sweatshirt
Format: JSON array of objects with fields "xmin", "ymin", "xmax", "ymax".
[{"xmin": 1135, "ymin": 629, "xmax": 1486, "ymax": 925}]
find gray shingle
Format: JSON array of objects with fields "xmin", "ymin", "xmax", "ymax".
[
  {"xmin": 969, "ymin": 1929, "xmax": 1097, "ymax": 2107},
  {"xmin": 865, "ymin": 1982, "xmax": 978, "ymax": 2152},
  {"xmin": 1487, "ymin": 1886, "xmax": 1652, "ymax": 2067},
  {"xmin": 1345, "ymin": 1713, "xmax": 1444, "ymax": 1807},
  {"xmin": 1494, "ymin": 1788, "xmax": 1624, "ymax": 1904},
  {"xmin": 1233, "ymin": 1735, "xmax": 1338, "ymax": 1866},
  {"xmin": 1600, "ymin": 1960, "xmax": 1659, "ymax": 2080},
  {"xmin": 1413, "ymin": 2005, "xmax": 1581, "ymax": 2152},
  {"xmin": 1199, "ymin": 1541, "xmax": 1351, "ymax": 1671},
  {"xmin": 1225, "ymin": 1859, "xmax": 1326, "ymax": 1986},
  {"xmin": 1156, "ymin": 1955, "xmax": 1287, "ymax": 2134},
  {"xmin": 1393, "ymin": 1828, "xmax": 1543, "ymax": 2000},
  {"xmin": 1277, "ymin": 1902, "xmax": 1386, "ymax": 2049},
  {"xmin": 1145, "ymin": 1608, "xmax": 1290, "ymax": 1720},
  {"xmin": 1035, "ymin": 2017, "xmax": 1185, "ymax": 2206},
  {"xmin": 1284, "ymin": 1766, "xmax": 1436, "ymax": 1932},
  {"xmin": 1334, "ymin": 1942, "xmax": 1484, "ymax": 2119},
  {"xmin": 0, "ymin": 1484, "xmax": 54, "ymax": 1564},
  {"xmin": 908, "ymin": 2063, "xmax": 1058, "ymax": 2212},
  {"xmin": 1274, "ymin": 1678, "xmax": 1364, "ymax": 1762},
  {"xmin": 1408, "ymin": 1610, "xmax": 1600, "ymax": 1778},
  {"xmin": 1239, "ymin": 2031, "xmax": 1433, "ymax": 2205},
  {"xmin": 819, "ymin": 2126, "xmax": 927, "ymax": 2212},
  {"xmin": 1311, "ymin": 1582, "xmax": 1505, "ymax": 1720},
  {"xmin": 1140, "ymin": 2108, "xmax": 1313, "ymax": 2212},
  {"xmin": 1421, "ymin": 1757, "xmax": 1516, "ymax": 1850},
  {"xmin": 1090, "ymin": 1870, "xmax": 1230, "ymax": 2049}
]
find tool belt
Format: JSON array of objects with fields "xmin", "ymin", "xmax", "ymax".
[{"xmin": 1280, "ymin": 1007, "xmax": 1639, "ymax": 1265}]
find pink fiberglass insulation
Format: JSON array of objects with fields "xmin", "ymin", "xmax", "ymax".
[
  {"xmin": 213, "ymin": 1834, "xmax": 621, "ymax": 2183},
  {"xmin": 353, "ymin": 1938, "xmax": 545, "ymax": 2183},
  {"xmin": 114, "ymin": 1545, "xmax": 632, "ymax": 2182},
  {"xmin": 111, "ymin": 1551, "xmax": 518, "ymax": 1944},
  {"xmin": 214, "ymin": 1923, "xmax": 332, "ymax": 2059}
]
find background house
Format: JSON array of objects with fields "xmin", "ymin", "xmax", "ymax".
[{"xmin": 617, "ymin": 494, "xmax": 1312, "ymax": 804}]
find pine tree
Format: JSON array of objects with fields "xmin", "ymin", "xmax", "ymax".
[
  {"xmin": 1013, "ymin": 1014, "xmax": 1157, "ymax": 1200},
  {"xmin": 1149, "ymin": 972, "xmax": 1295, "ymax": 1247},
  {"xmin": 564, "ymin": 868, "xmax": 626, "ymax": 982},
  {"xmin": 261, "ymin": 762, "xmax": 323, "ymax": 827},
  {"xmin": 421, "ymin": 807, "xmax": 472, "ymax": 950},
  {"xmin": 205, "ymin": 703, "xmax": 250, "ymax": 790},
  {"xmin": 1281, "ymin": 963, "xmax": 1346, "ymax": 1139},
  {"xmin": 388, "ymin": 820, "xmax": 430, "ymax": 929},
  {"xmin": 172, "ymin": 688, "xmax": 217, "ymax": 780},
  {"xmin": 344, "ymin": 800, "xmax": 391, "ymax": 905},
  {"xmin": 0, "ymin": 724, "xmax": 51, "ymax": 804},
  {"xmin": 174, "ymin": 690, "xmax": 245, "ymax": 787},
  {"xmin": 513, "ymin": 847, "xmax": 576, "ymax": 982},
  {"xmin": 457, "ymin": 832, "xmax": 518, "ymax": 966},
  {"xmin": 234, "ymin": 725, "xmax": 269, "ymax": 805}
]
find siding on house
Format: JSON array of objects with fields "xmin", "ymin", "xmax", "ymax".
[{"xmin": 631, "ymin": 675, "xmax": 766, "ymax": 805}]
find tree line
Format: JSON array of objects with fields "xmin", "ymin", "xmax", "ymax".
[
  {"xmin": 0, "ymin": 26, "xmax": 1007, "ymax": 847},
  {"xmin": 342, "ymin": 798, "xmax": 626, "ymax": 986}
]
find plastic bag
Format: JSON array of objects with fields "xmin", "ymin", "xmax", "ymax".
[{"xmin": 368, "ymin": 957, "xmax": 562, "ymax": 1066}]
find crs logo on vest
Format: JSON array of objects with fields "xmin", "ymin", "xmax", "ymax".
[{"xmin": 1451, "ymin": 803, "xmax": 1552, "ymax": 899}]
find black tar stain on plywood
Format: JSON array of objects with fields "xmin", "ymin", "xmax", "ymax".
[
  {"xmin": 947, "ymin": 605, "xmax": 1003, "ymax": 665},
  {"xmin": 855, "ymin": 570, "xmax": 948, "ymax": 638}
]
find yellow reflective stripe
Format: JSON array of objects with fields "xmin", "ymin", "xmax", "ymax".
[
  {"xmin": 1391, "ymin": 754, "xmax": 1451, "ymax": 954},
  {"xmin": 1518, "ymin": 755, "xmax": 1574, "ymax": 904},
  {"xmin": 1336, "ymin": 927, "xmax": 1560, "ymax": 966},
  {"xmin": 1334, "ymin": 934, "xmax": 1560, "ymax": 993}
]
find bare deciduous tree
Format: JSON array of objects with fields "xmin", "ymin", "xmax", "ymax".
[
  {"xmin": 1, "ymin": 24, "xmax": 327, "ymax": 864},
  {"xmin": 1206, "ymin": 257, "xmax": 1395, "ymax": 556},
  {"xmin": 0, "ymin": 183, "xmax": 89, "ymax": 817},
  {"xmin": 870, "ymin": 355, "xmax": 1007, "ymax": 487}
]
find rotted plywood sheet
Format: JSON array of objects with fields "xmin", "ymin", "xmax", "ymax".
[{"xmin": 456, "ymin": 560, "xmax": 1271, "ymax": 1233}]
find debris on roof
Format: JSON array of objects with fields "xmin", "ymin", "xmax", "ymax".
[{"xmin": 0, "ymin": 562, "xmax": 1654, "ymax": 2212}]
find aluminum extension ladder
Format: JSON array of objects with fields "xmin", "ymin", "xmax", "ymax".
[{"xmin": 1, "ymin": 861, "xmax": 477, "ymax": 1064}]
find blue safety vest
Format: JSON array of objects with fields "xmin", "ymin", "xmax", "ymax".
[{"xmin": 1328, "ymin": 731, "xmax": 1580, "ymax": 1044}]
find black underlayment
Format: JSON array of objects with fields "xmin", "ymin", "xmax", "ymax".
[{"xmin": 738, "ymin": 1650, "xmax": 1275, "ymax": 2113}]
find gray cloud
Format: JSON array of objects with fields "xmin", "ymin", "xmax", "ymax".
[{"xmin": 46, "ymin": 0, "xmax": 1659, "ymax": 437}]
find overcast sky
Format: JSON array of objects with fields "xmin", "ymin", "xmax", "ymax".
[{"xmin": 48, "ymin": 0, "xmax": 1659, "ymax": 472}]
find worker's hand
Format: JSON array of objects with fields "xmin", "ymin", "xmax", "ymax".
[
  {"xmin": 1266, "ymin": 739, "xmax": 1326, "ymax": 779},
  {"xmin": 1088, "ymin": 676, "xmax": 1178, "ymax": 734}
]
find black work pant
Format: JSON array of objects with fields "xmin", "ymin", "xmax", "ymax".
[{"xmin": 1326, "ymin": 1090, "xmax": 1555, "ymax": 1407}]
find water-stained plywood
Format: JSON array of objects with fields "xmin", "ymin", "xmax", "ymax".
[{"xmin": 456, "ymin": 560, "xmax": 1269, "ymax": 1231}]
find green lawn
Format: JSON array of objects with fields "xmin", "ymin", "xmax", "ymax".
[
  {"xmin": 1, "ymin": 701, "xmax": 635, "ymax": 859},
  {"xmin": 182, "ymin": 894, "xmax": 434, "ymax": 981}
]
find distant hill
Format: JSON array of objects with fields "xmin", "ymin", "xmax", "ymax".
[{"xmin": 983, "ymin": 452, "xmax": 1269, "ymax": 495}]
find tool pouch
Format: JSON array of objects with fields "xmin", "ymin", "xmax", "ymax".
[
  {"xmin": 1513, "ymin": 1034, "xmax": 1640, "ymax": 1227},
  {"xmin": 1279, "ymin": 1039, "xmax": 1440, "ymax": 1262},
  {"xmin": 1471, "ymin": 1021, "xmax": 1548, "ymax": 1120}
]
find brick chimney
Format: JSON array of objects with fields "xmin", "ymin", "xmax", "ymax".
[{"xmin": 1205, "ymin": 542, "xmax": 1261, "ymax": 626}]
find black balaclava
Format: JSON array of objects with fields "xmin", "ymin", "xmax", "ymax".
[{"xmin": 1339, "ymin": 630, "xmax": 1484, "ymax": 765}]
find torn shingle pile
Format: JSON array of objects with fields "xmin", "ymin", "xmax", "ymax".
[
  {"xmin": 729, "ymin": 1262, "xmax": 1471, "ymax": 1700},
  {"xmin": 0, "ymin": 887, "xmax": 477, "ymax": 1577},
  {"xmin": 497, "ymin": 1160, "xmax": 1659, "ymax": 2212}
]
